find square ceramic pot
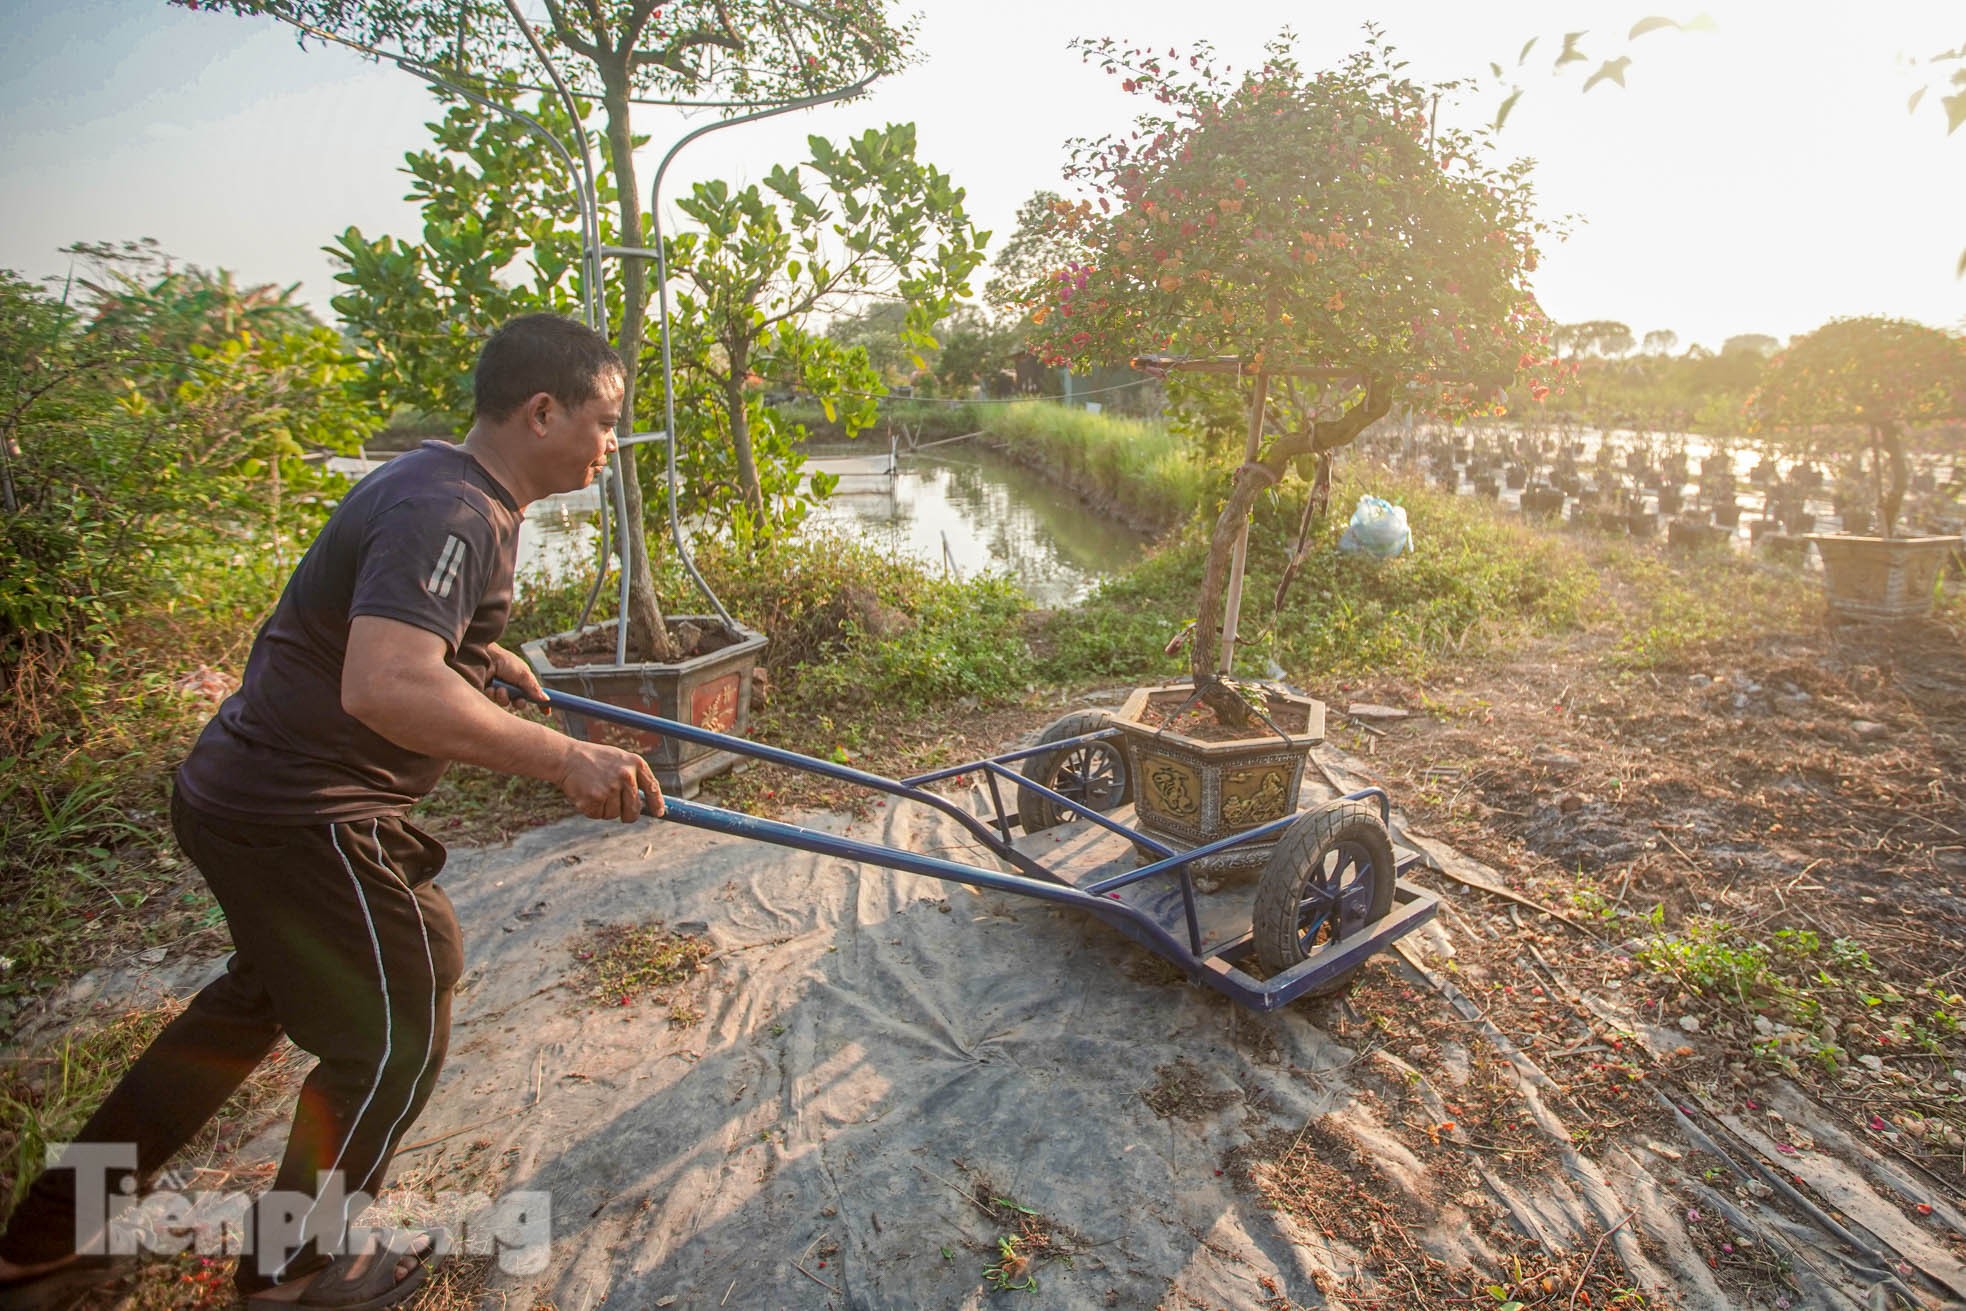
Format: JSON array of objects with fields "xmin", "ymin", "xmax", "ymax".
[
  {"xmin": 1110, "ymin": 683, "xmax": 1326, "ymax": 875},
  {"xmin": 521, "ymin": 617, "xmax": 767, "ymax": 799}
]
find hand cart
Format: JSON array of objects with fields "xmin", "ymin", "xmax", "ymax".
[{"xmin": 510, "ymin": 684, "xmax": 1438, "ymax": 1012}]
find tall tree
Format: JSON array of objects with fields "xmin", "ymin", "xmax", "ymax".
[
  {"xmin": 1020, "ymin": 31, "xmax": 1557, "ymax": 717},
  {"xmin": 982, "ymin": 191, "xmax": 1089, "ymax": 323},
  {"xmin": 180, "ymin": 0, "xmax": 915, "ymax": 662}
]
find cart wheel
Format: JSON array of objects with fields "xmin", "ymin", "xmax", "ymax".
[
  {"xmin": 1017, "ymin": 710, "xmax": 1132, "ymax": 832},
  {"xmin": 1251, "ymin": 800, "xmax": 1396, "ymax": 995}
]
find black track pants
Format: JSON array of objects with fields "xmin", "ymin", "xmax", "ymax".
[{"xmin": 0, "ymin": 789, "xmax": 463, "ymax": 1291}]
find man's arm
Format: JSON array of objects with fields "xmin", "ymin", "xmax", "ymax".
[{"xmin": 342, "ymin": 615, "xmax": 661, "ymax": 821}]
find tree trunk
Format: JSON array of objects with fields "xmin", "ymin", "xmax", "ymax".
[
  {"xmin": 1185, "ymin": 377, "xmax": 1394, "ymax": 728},
  {"xmin": 1189, "ymin": 459, "xmax": 1278, "ymax": 727},
  {"xmin": 726, "ymin": 338, "xmax": 765, "ymax": 529},
  {"xmin": 600, "ymin": 76, "xmax": 677, "ymax": 662},
  {"xmin": 1878, "ymin": 420, "xmax": 1907, "ymax": 540}
]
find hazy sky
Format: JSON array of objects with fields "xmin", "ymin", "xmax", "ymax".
[{"xmin": 2, "ymin": 0, "xmax": 1961, "ymax": 353}]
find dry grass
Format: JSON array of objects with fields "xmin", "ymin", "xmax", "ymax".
[
  {"xmin": 570, "ymin": 921, "xmax": 712, "ymax": 1012},
  {"xmin": 1, "ymin": 1002, "xmax": 304, "ymax": 1216}
]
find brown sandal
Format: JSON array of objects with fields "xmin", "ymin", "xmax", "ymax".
[{"xmin": 244, "ymin": 1229, "xmax": 448, "ymax": 1311}]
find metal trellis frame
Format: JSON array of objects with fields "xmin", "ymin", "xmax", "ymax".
[{"xmin": 243, "ymin": 4, "xmax": 892, "ymax": 665}]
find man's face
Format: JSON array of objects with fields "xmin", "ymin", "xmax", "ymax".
[{"xmin": 540, "ymin": 370, "xmax": 624, "ymax": 494}]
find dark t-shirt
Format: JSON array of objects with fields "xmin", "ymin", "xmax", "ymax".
[{"xmin": 176, "ymin": 442, "xmax": 524, "ymax": 824}]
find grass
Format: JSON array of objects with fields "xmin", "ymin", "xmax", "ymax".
[
  {"xmin": 1594, "ymin": 537, "xmax": 1820, "ymax": 668},
  {"xmin": 1039, "ymin": 461, "xmax": 1597, "ymax": 688},
  {"xmin": 977, "ymin": 400, "xmax": 1207, "ymax": 531},
  {"xmin": 0, "ymin": 1002, "xmax": 303, "ymax": 1215},
  {"xmin": 1633, "ymin": 918, "xmax": 1966, "ymax": 1085},
  {"xmin": 510, "ymin": 529, "xmax": 1041, "ymax": 728}
]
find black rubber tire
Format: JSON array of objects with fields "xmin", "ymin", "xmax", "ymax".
[
  {"xmin": 1017, "ymin": 710, "xmax": 1132, "ymax": 833},
  {"xmin": 1251, "ymin": 799, "xmax": 1396, "ymax": 995}
]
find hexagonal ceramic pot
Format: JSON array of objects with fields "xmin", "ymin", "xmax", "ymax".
[
  {"xmin": 1111, "ymin": 683, "xmax": 1326, "ymax": 874},
  {"xmin": 1807, "ymin": 535, "xmax": 1961, "ymax": 623}
]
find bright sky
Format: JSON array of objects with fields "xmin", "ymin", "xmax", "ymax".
[{"xmin": 2, "ymin": 0, "xmax": 1961, "ymax": 353}]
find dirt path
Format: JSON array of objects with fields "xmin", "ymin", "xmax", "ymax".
[{"xmin": 1317, "ymin": 612, "xmax": 1966, "ymax": 1308}]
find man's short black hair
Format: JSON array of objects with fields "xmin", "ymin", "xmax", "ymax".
[{"xmin": 472, "ymin": 314, "xmax": 624, "ymax": 422}]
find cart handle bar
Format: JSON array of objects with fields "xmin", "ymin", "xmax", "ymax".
[
  {"xmin": 635, "ymin": 794, "xmax": 1204, "ymax": 969},
  {"xmin": 496, "ymin": 679, "xmax": 1078, "ymax": 881}
]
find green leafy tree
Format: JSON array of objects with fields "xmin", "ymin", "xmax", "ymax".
[
  {"xmin": 181, "ymin": 0, "xmax": 916, "ymax": 662},
  {"xmin": 1554, "ymin": 320, "xmax": 1635, "ymax": 360},
  {"xmin": 1722, "ymin": 333, "xmax": 1781, "ymax": 360},
  {"xmin": 327, "ymin": 89, "xmax": 594, "ymax": 423},
  {"xmin": 331, "ymin": 94, "xmax": 981, "ymax": 549},
  {"xmin": 1, "ymin": 255, "xmax": 372, "ymax": 744},
  {"xmin": 1751, "ymin": 316, "xmax": 1966, "ymax": 537},
  {"xmin": 930, "ymin": 305, "xmax": 1021, "ymax": 394},
  {"xmin": 1017, "ymin": 31, "xmax": 1557, "ymax": 717},
  {"xmin": 662, "ymin": 124, "xmax": 984, "ymax": 538},
  {"xmin": 825, "ymin": 300, "xmax": 921, "ymax": 388}
]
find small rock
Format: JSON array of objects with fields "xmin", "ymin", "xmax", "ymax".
[
  {"xmin": 1688, "ymin": 674, "xmax": 1713, "ymax": 689},
  {"xmin": 1858, "ymin": 1054, "xmax": 1884, "ymax": 1071},
  {"xmin": 136, "ymin": 946, "xmax": 168, "ymax": 966},
  {"xmin": 1851, "ymin": 720, "xmax": 1889, "ymax": 743},
  {"xmin": 1532, "ymin": 746, "xmax": 1582, "ymax": 771},
  {"xmin": 1677, "ymin": 1015, "xmax": 1702, "ymax": 1033},
  {"xmin": 1730, "ymin": 693, "xmax": 1751, "ymax": 711},
  {"xmin": 1753, "ymin": 1015, "xmax": 1776, "ymax": 1036},
  {"xmin": 1346, "ymin": 703, "xmax": 1409, "ymax": 722}
]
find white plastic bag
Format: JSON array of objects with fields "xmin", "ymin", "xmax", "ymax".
[{"xmin": 1338, "ymin": 494, "xmax": 1411, "ymax": 559}]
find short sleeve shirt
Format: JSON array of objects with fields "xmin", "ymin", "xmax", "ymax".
[{"xmin": 175, "ymin": 442, "xmax": 524, "ymax": 824}]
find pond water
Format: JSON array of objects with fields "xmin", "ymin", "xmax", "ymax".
[{"xmin": 515, "ymin": 439, "xmax": 1147, "ymax": 608}]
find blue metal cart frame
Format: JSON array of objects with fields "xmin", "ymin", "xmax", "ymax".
[{"xmin": 515, "ymin": 684, "xmax": 1438, "ymax": 1013}]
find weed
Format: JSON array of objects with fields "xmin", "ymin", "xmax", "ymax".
[
  {"xmin": 1042, "ymin": 463, "xmax": 1595, "ymax": 688},
  {"xmin": 1600, "ymin": 540, "xmax": 1816, "ymax": 668},
  {"xmin": 983, "ymin": 1233, "xmax": 1038, "ymax": 1293},
  {"xmin": 571, "ymin": 922, "xmax": 711, "ymax": 1010},
  {"xmin": 1568, "ymin": 887, "xmax": 1617, "ymax": 923},
  {"xmin": 1633, "ymin": 917, "xmax": 1965, "ymax": 1081}
]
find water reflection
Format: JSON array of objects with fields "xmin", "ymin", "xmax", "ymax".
[
  {"xmin": 517, "ymin": 442, "xmax": 1145, "ymax": 608},
  {"xmin": 802, "ymin": 445, "xmax": 1144, "ymax": 607}
]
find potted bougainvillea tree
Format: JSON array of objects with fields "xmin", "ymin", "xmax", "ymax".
[
  {"xmin": 1752, "ymin": 316, "xmax": 1965, "ymax": 621},
  {"xmin": 1009, "ymin": 31, "xmax": 1558, "ymax": 888}
]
